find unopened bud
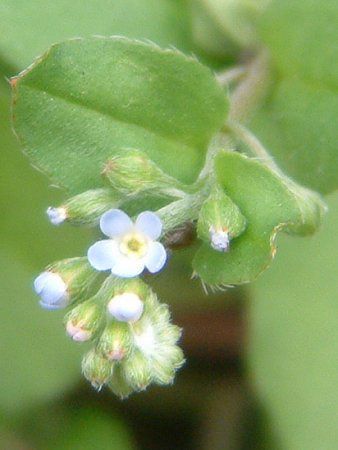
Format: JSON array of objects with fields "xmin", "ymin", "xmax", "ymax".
[
  {"xmin": 34, "ymin": 257, "xmax": 97, "ymax": 309},
  {"xmin": 120, "ymin": 349, "xmax": 152, "ymax": 391},
  {"xmin": 107, "ymin": 293, "xmax": 144, "ymax": 322},
  {"xmin": 34, "ymin": 271, "xmax": 68, "ymax": 310},
  {"xmin": 108, "ymin": 366, "xmax": 134, "ymax": 399},
  {"xmin": 98, "ymin": 321, "xmax": 132, "ymax": 361},
  {"xmin": 82, "ymin": 349, "xmax": 113, "ymax": 390},
  {"xmin": 152, "ymin": 345, "xmax": 185, "ymax": 385},
  {"xmin": 47, "ymin": 188, "xmax": 120, "ymax": 226},
  {"xmin": 65, "ymin": 300, "xmax": 102, "ymax": 342},
  {"xmin": 197, "ymin": 186, "xmax": 246, "ymax": 252},
  {"xmin": 102, "ymin": 149, "xmax": 185, "ymax": 197}
]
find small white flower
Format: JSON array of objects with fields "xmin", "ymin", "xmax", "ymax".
[
  {"xmin": 108, "ymin": 292, "xmax": 144, "ymax": 322},
  {"xmin": 47, "ymin": 206, "xmax": 67, "ymax": 225},
  {"xmin": 34, "ymin": 271, "xmax": 69, "ymax": 309},
  {"xmin": 66, "ymin": 320, "xmax": 92, "ymax": 342},
  {"xmin": 210, "ymin": 226, "xmax": 230, "ymax": 252},
  {"xmin": 87, "ymin": 209, "xmax": 167, "ymax": 278}
]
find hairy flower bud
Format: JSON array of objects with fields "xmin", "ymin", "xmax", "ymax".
[
  {"xmin": 108, "ymin": 366, "xmax": 134, "ymax": 400},
  {"xmin": 82, "ymin": 349, "xmax": 113, "ymax": 390},
  {"xmin": 47, "ymin": 188, "xmax": 120, "ymax": 226},
  {"xmin": 102, "ymin": 149, "xmax": 186, "ymax": 197},
  {"xmin": 121, "ymin": 349, "xmax": 152, "ymax": 391},
  {"xmin": 197, "ymin": 186, "xmax": 246, "ymax": 252},
  {"xmin": 65, "ymin": 300, "xmax": 102, "ymax": 342},
  {"xmin": 98, "ymin": 321, "xmax": 132, "ymax": 361},
  {"xmin": 34, "ymin": 257, "xmax": 97, "ymax": 309}
]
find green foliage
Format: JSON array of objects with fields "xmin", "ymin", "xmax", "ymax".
[
  {"xmin": 13, "ymin": 37, "xmax": 229, "ymax": 194},
  {"xmin": 250, "ymin": 0, "xmax": 338, "ymax": 194},
  {"xmin": 0, "ymin": 0, "xmax": 192, "ymax": 71},
  {"xmin": 249, "ymin": 192, "xmax": 338, "ymax": 450},
  {"xmin": 193, "ymin": 152, "xmax": 325, "ymax": 285}
]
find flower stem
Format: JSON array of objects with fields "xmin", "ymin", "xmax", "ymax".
[{"xmin": 225, "ymin": 120, "xmax": 280, "ymax": 173}]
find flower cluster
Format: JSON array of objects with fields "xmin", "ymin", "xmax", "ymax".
[
  {"xmin": 33, "ymin": 203, "xmax": 184, "ymax": 397},
  {"xmin": 32, "ymin": 153, "xmax": 241, "ymax": 397}
]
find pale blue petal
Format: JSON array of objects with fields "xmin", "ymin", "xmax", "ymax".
[
  {"xmin": 100, "ymin": 209, "xmax": 133, "ymax": 238},
  {"xmin": 34, "ymin": 272, "xmax": 68, "ymax": 307},
  {"xmin": 87, "ymin": 240, "xmax": 118, "ymax": 271},
  {"xmin": 40, "ymin": 297, "xmax": 68, "ymax": 310},
  {"xmin": 145, "ymin": 242, "xmax": 167, "ymax": 273},
  {"xmin": 135, "ymin": 211, "xmax": 162, "ymax": 240},
  {"xmin": 34, "ymin": 271, "xmax": 51, "ymax": 294},
  {"xmin": 111, "ymin": 256, "xmax": 145, "ymax": 278}
]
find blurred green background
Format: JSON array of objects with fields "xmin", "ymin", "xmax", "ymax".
[{"xmin": 1, "ymin": 1, "xmax": 337, "ymax": 449}]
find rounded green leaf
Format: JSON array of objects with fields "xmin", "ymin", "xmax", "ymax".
[
  {"xmin": 193, "ymin": 151, "xmax": 325, "ymax": 285},
  {"xmin": 12, "ymin": 37, "xmax": 229, "ymax": 193}
]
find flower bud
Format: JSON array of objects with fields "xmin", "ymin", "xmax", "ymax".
[
  {"xmin": 65, "ymin": 300, "xmax": 102, "ymax": 342},
  {"xmin": 47, "ymin": 188, "xmax": 120, "ymax": 226},
  {"xmin": 120, "ymin": 349, "xmax": 152, "ymax": 391},
  {"xmin": 197, "ymin": 186, "xmax": 246, "ymax": 252},
  {"xmin": 152, "ymin": 345, "xmax": 185, "ymax": 385},
  {"xmin": 98, "ymin": 321, "xmax": 132, "ymax": 361},
  {"xmin": 34, "ymin": 271, "xmax": 68, "ymax": 310},
  {"xmin": 108, "ymin": 366, "xmax": 134, "ymax": 399},
  {"xmin": 102, "ymin": 149, "xmax": 185, "ymax": 197},
  {"xmin": 82, "ymin": 349, "xmax": 113, "ymax": 390},
  {"xmin": 34, "ymin": 258, "xmax": 98, "ymax": 309},
  {"xmin": 107, "ymin": 293, "xmax": 144, "ymax": 322}
]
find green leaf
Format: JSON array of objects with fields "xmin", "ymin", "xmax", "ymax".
[
  {"xmin": 193, "ymin": 151, "xmax": 325, "ymax": 286},
  {"xmin": 0, "ymin": 0, "xmax": 192, "ymax": 72},
  {"xmin": 250, "ymin": 0, "xmax": 338, "ymax": 194},
  {"xmin": 13, "ymin": 37, "xmax": 229, "ymax": 194},
  {"xmin": 248, "ymin": 192, "xmax": 338, "ymax": 450}
]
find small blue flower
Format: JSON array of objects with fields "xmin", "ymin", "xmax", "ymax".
[
  {"xmin": 87, "ymin": 209, "xmax": 167, "ymax": 278},
  {"xmin": 34, "ymin": 271, "xmax": 69, "ymax": 309}
]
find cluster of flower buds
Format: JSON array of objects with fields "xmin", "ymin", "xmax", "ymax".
[
  {"xmin": 33, "ymin": 149, "xmax": 245, "ymax": 397},
  {"xmin": 79, "ymin": 279, "xmax": 184, "ymax": 396}
]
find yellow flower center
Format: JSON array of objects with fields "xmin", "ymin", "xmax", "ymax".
[{"xmin": 119, "ymin": 232, "xmax": 148, "ymax": 259}]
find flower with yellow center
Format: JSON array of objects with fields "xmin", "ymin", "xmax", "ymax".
[{"xmin": 87, "ymin": 209, "xmax": 167, "ymax": 278}]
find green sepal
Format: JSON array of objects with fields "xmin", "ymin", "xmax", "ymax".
[
  {"xmin": 64, "ymin": 298, "xmax": 103, "ymax": 341},
  {"xmin": 108, "ymin": 365, "xmax": 134, "ymax": 400},
  {"xmin": 197, "ymin": 184, "xmax": 247, "ymax": 244},
  {"xmin": 120, "ymin": 349, "xmax": 152, "ymax": 391},
  {"xmin": 53, "ymin": 188, "xmax": 120, "ymax": 226},
  {"xmin": 81, "ymin": 349, "xmax": 113, "ymax": 390},
  {"xmin": 193, "ymin": 151, "xmax": 327, "ymax": 286},
  {"xmin": 97, "ymin": 321, "xmax": 132, "ymax": 361},
  {"xmin": 47, "ymin": 257, "xmax": 98, "ymax": 302},
  {"xmin": 103, "ymin": 148, "xmax": 188, "ymax": 197}
]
